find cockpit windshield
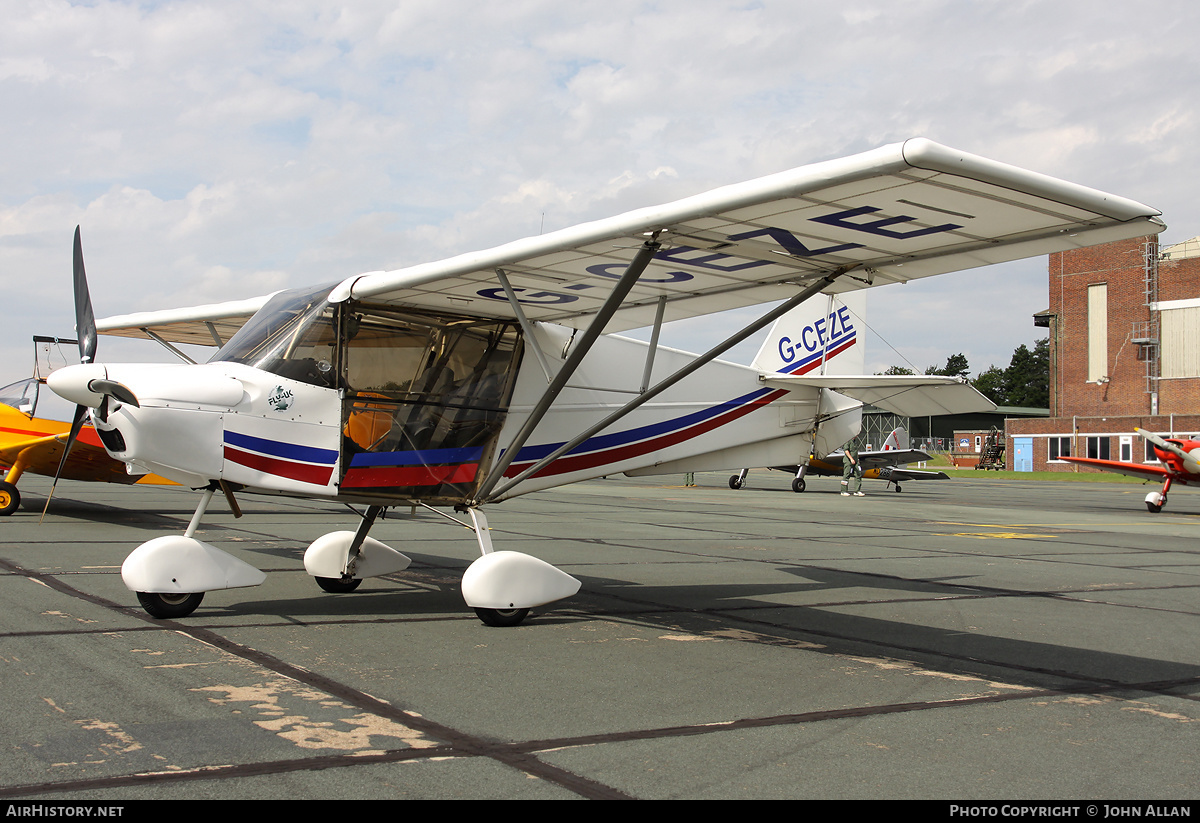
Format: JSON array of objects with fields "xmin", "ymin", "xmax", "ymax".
[
  {"xmin": 208, "ymin": 282, "xmax": 340, "ymax": 387},
  {"xmin": 0, "ymin": 378, "xmax": 38, "ymax": 416}
]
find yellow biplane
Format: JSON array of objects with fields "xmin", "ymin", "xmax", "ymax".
[{"xmin": 0, "ymin": 341, "xmax": 171, "ymax": 515}]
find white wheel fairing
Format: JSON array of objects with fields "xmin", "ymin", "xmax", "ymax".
[
  {"xmin": 303, "ymin": 531, "xmax": 411, "ymax": 579},
  {"xmin": 461, "ymin": 550, "xmax": 580, "ymax": 610},
  {"xmin": 121, "ymin": 536, "xmax": 266, "ymax": 594}
]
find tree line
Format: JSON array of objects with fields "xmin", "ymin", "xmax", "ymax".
[{"xmin": 879, "ymin": 338, "xmax": 1050, "ymax": 408}]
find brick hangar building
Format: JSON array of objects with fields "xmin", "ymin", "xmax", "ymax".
[{"xmin": 1006, "ymin": 234, "xmax": 1200, "ymax": 471}]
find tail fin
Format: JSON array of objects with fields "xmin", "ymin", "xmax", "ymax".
[
  {"xmin": 752, "ymin": 291, "xmax": 866, "ymax": 376},
  {"xmin": 881, "ymin": 427, "xmax": 909, "ymax": 451}
]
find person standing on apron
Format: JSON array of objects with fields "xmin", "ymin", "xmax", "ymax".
[{"xmin": 841, "ymin": 440, "xmax": 864, "ymax": 497}]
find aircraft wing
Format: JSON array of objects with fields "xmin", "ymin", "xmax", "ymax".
[
  {"xmin": 1059, "ymin": 456, "xmax": 1171, "ymax": 481},
  {"xmin": 0, "ymin": 427, "xmax": 136, "ymax": 484},
  {"xmin": 97, "ymin": 138, "xmax": 1163, "ymax": 345},
  {"xmin": 97, "ymin": 295, "xmax": 274, "ymax": 348},
  {"xmin": 760, "ymin": 374, "xmax": 996, "ymax": 417},
  {"xmin": 819, "ymin": 447, "xmax": 935, "ymax": 469},
  {"xmin": 876, "ymin": 465, "xmax": 950, "ymax": 483}
]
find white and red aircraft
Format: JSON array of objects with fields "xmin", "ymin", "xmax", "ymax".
[
  {"xmin": 1063, "ymin": 428, "xmax": 1200, "ymax": 513},
  {"xmin": 46, "ymin": 139, "xmax": 1163, "ymax": 624}
]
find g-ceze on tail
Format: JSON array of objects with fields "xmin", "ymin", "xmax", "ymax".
[
  {"xmin": 1063, "ymin": 428, "xmax": 1200, "ymax": 513},
  {"xmin": 47, "ymin": 139, "xmax": 1163, "ymax": 624}
]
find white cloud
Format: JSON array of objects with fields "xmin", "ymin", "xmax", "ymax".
[{"xmin": 1, "ymin": 0, "xmax": 1198, "ymax": 399}]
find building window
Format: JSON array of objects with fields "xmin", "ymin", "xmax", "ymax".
[
  {"xmin": 1088, "ymin": 283, "xmax": 1107, "ymax": 383},
  {"xmin": 1161, "ymin": 306, "xmax": 1200, "ymax": 378},
  {"xmin": 1086, "ymin": 436, "xmax": 1110, "ymax": 460},
  {"xmin": 1145, "ymin": 439, "xmax": 1160, "ymax": 462},
  {"xmin": 1049, "ymin": 437, "xmax": 1072, "ymax": 461}
]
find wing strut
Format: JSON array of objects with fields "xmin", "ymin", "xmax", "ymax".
[
  {"xmin": 473, "ymin": 236, "xmax": 664, "ymax": 501},
  {"xmin": 140, "ymin": 328, "xmax": 197, "ymax": 364},
  {"xmin": 639, "ymin": 296, "xmax": 667, "ymax": 393},
  {"xmin": 479, "ymin": 266, "xmax": 854, "ymax": 504},
  {"xmin": 496, "ymin": 268, "xmax": 555, "ymax": 383}
]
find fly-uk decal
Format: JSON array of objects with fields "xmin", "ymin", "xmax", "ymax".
[
  {"xmin": 476, "ymin": 206, "xmax": 963, "ymax": 304},
  {"xmin": 268, "ymin": 385, "xmax": 295, "ymax": 412}
]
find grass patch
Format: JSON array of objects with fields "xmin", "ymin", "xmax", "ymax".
[
  {"xmin": 935, "ymin": 467, "xmax": 1150, "ymax": 484},
  {"xmin": 911, "ymin": 451, "xmax": 1151, "ymax": 483}
]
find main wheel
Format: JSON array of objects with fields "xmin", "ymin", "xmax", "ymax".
[
  {"xmin": 136, "ymin": 591, "xmax": 204, "ymax": 619},
  {"xmin": 728, "ymin": 475, "xmax": 743, "ymax": 490},
  {"xmin": 0, "ymin": 481, "xmax": 19, "ymax": 516},
  {"xmin": 474, "ymin": 607, "xmax": 530, "ymax": 627},
  {"xmin": 1147, "ymin": 501, "xmax": 1164, "ymax": 513},
  {"xmin": 791, "ymin": 477, "xmax": 806, "ymax": 493},
  {"xmin": 316, "ymin": 576, "xmax": 362, "ymax": 593}
]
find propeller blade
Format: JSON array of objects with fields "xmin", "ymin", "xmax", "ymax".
[
  {"xmin": 73, "ymin": 227, "xmax": 97, "ymax": 365},
  {"xmin": 87, "ymin": 379, "xmax": 140, "ymax": 408},
  {"xmin": 40, "ymin": 403, "xmax": 88, "ymax": 522},
  {"xmin": 43, "ymin": 229, "xmax": 101, "ymax": 521}
]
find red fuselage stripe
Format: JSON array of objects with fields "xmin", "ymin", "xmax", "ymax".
[
  {"xmin": 341, "ymin": 462, "xmax": 479, "ymax": 488},
  {"xmin": 224, "ymin": 446, "xmax": 334, "ymax": 486}
]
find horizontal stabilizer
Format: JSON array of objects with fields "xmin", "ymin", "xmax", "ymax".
[{"xmin": 760, "ymin": 374, "xmax": 996, "ymax": 417}]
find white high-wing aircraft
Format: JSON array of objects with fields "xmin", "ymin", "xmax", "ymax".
[{"xmin": 47, "ymin": 139, "xmax": 1163, "ymax": 625}]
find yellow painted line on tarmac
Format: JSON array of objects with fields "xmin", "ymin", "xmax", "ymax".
[
  {"xmin": 939, "ymin": 531, "xmax": 1058, "ymax": 540},
  {"xmin": 932, "ymin": 521, "xmax": 1061, "ymax": 539}
]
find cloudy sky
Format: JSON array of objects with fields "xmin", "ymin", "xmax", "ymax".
[{"xmin": 3, "ymin": 0, "xmax": 1198, "ymax": 410}]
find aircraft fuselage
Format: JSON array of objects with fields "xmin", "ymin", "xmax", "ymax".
[{"xmin": 50, "ymin": 286, "xmax": 828, "ymax": 507}]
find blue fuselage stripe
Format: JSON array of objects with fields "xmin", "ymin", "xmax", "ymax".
[
  {"xmin": 350, "ymin": 446, "xmax": 485, "ymax": 467},
  {"xmin": 224, "ymin": 431, "xmax": 338, "ymax": 465}
]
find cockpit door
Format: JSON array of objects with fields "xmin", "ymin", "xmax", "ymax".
[{"xmin": 336, "ymin": 305, "xmax": 522, "ymax": 502}]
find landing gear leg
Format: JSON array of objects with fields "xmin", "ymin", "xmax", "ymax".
[
  {"xmin": 460, "ymin": 508, "xmax": 578, "ymax": 627},
  {"xmin": 1147, "ymin": 477, "xmax": 1172, "ymax": 513},
  {"xmin": 124, "ymin": 486, "xmax": 265, "ymax": 619},
  {"xmin": 132, "ymin": 488, "xmax": 214, "ymax": 619},
  {"xmin": 791, "ymin": 464, "xmax": 808, "ymax": 493},
  {"xmin": 314, "ymin": 505, "xmax": 380, "ymax": 593},
  {"xmin": 303, "ymin": 505, "xmax": 410, "ymax": 592}
]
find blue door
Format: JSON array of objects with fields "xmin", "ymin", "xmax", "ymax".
[{"xmin": 1014, "ymin": 437, "xmax": 1033, "ymax": 472}]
